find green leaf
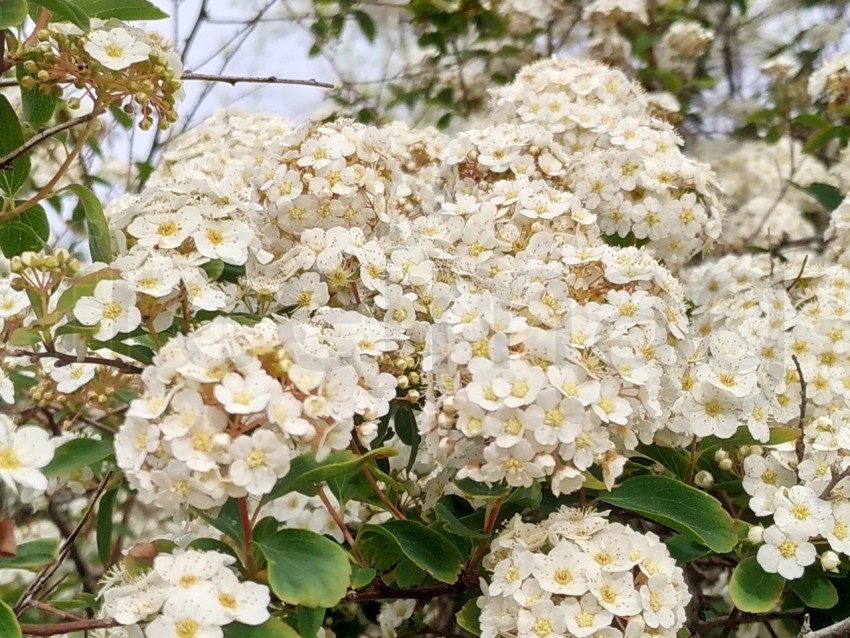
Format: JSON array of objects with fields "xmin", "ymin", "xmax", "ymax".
[
  {"xmin": 296, "ymin": 606, "xmax": 325, "ymax": 638},
  {"xmin": 729, "ymin": 557, "xmax": 784, "ymax": 613},
  {"xmin": 90, "ymin": 339, "xmax": 154, "ymax": 365},
  {"xmin": 9, "ymin": 327, "xmax": 41, "ymax": 346},
  {"xmin": 350, "ymin": 565, "xmax": 376, "ymax": 589},
  {"xmin": 361, "ymin": 520, "xmax": 464, "ymax": 584},
  {"xmin": 0, "ymin": 94, "xmax": 31, "ymax": 196},
  {"xmin": 0, "ymin": 204, "xmax": 49, "ymax": 257},
  {"xmin": 200, "ymin": 259, "xmax": 225, "ymax": 281},
  {"xmin": 803, "ymin": 125, "xmax": 850, "ymax": 153},
  {"xmin": 789, "ymin": 568, "xmax": 838, "ymax": 609},
  {"xmin": 70, "ymin": 0, "xmax": 168, "ymax": 20},
  {"xmin": 63, "ymin": 185, "xmax": 112, "ymax": 262},
  {"xmin": 805, "ymin": 182, "xmax": 845, "ymax": 212},
  {"xmin": 596, "ymin": 475, "xmax": 737, "ymax": 553},
  {"xmin": 394, "ymin": 403, "xmax": 419, "ymax": 473},
  {"xmin": 17, "ymin": 64, "xmax": 58, "ymax": 124},
  {"xmin": 434, "ymin": 497, "xmax": 487, "ymax": 540},
  {"xmin": 353, "ymin": 10, "xmax": 376, "ymax": 41},
  {"xmin": 223, "ymin": 618, "xmax": 301, "ymax": 638},
  {"xmin": 664, "ymin": 535, "xmax": 710, "ymax": 563},
  {"xmin": 32, "ymin": 0, "xmax": 91, "ymax": 29},
  {"xmin": 456, "ymin": 599, "xmax": 481, "ymax": 637},
  {"xmin": 43, "ymin": 436, "xmax": 113, "ymax": 477},
  {"xmin": 254, "ymin": 529, "xmax": 351, "ymax": 608},
  {"xmin": 96, "ymin": 486, "xmax": 118, "ymax": 566},
  {"xmin": 195, "ymin": 498, "xmax": 244, "ymax": 544},
  {"xmin": 262, "ymin": 447, "xmax": 396, "ymax": 504},
  {"xmin": 635, "ymin": 444, "xmax": 689, "ymax": 478},
  {"xmin": 0, "ymin": 538, "xmax": 58, "ymax": 570},
  {"xmin": 0, "ymin": 0, "xmax": 27, "ymax": 27},
  {"xmin": 454, "ymin": 477, "xmax": 511, "ymax": 500},
  {"xmin": 0, "ymin": 599, "xmax": 21, "ymax": 638}
]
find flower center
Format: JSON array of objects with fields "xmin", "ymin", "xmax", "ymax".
[
  {"xmin": 219, "ymin": 592, "xmax": 238, "ymax": 609},
  {"xmin": 778, "ymin": 539, "xmax": 797, "ymax": 558},
  {"xmin": 175, "ymin": 618, "xmax": 198, "ymax": 638},
  {"xmin": 553, "ymin": 568, "xmax": 572, "ymax": 585},
  {"xmin": 246, "ymin": 448, "xmax": 267, "ymax": 469},
  {"xmin": 102, "ymin": 301, "xmax": 123, "ymax": 320},
  {"xmin": 104, "ymin": 44, "xmax": 124, "ymax": 59},
  {"xmin": 0, "ymin": 447, "xmax": 21, "ymax": 470},
  {"xmin": 532, "ymin": 617, "xmax": 552, "ymax": 638}
]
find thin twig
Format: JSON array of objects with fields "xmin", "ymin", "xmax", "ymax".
[
  {"xmin": 15, "ymin": 472, "xmax": 113, "ymax": 614},
  {"xmin": 819, "ymin": 461, "xmax": 850, "ymax": 500},
  {"xmin": 346, "ymin": 572, "xmax": 479, "ymax": 601},
  {"xmin": 791, "ymin": 354, "xmax": 807, "ymax": 466},
  {"xmin": 318, "ymin": 487, "xmax": 366, "ymax": 565},
  {"xmin": 799, "ymin": 613, "xmax": 850, "ymax": 637},
  {"xmin": 182, "ymin": 72, "xmax": 335, "ymax": 89},
  {"xmin": 15, "ymin": 348, "xmax": 144, "ymax": 375},
  {"xmin": 0, "ymin": 109, "xmax": 105, "ymax": 170},
  {"xmin": 786, "ymin": 254, "xmax": 809, "ymax": 292},
  {"xmin": 18, "ymin": 618, "xmax": 120, "ymax": 636}
]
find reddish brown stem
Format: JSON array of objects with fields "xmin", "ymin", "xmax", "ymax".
[
  {"xmin": 21, "ymin": 9, "xmax": 50, "ymax": 50},
  {"xmin": 350, "ymin": 439, "xmax": 406, "ymax": 520},
  {"xmin": 19, "ymin": 618, "xmax": 120, "ymax": 636},
  {"xmin": 318, "ymin": 487, "xmax": 366, "ymax": 566},
  {"xmin": 237, "ymin": 496, "xmax": 254, "ymax": 574}
]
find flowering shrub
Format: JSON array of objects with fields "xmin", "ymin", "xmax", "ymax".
[{"xmin": 4, "ymin": 2, "xmax": 850, "ymax": 638}]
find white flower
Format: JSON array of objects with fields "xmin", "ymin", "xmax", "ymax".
[
  {"xmin": 101, "ymin": 571, "xmax": 169, "ymax": 625},
  {"xmin": 73, "ymin": 279, "xmax": 142, "ymax": 341},
  {"xmin": 84, "ymin": 27, "xmax": 152, "ymax": 70},
  {"xmin": 561, "ymin": 593, "xmax": 613, "ymax": 637},
  {"xmin": 773, "ymin": 486, "xmax": 830, "ymax": 538},
  {"xmin": 532, "ymin": 541, "xmax": 590, "ymax": 595},
  {"xmin": 228, "ymin": 429, "xmax": 291, "ymax": 495},
  {"xmin": 587, "ymin": 571, "xmax": 642, "ymax": 616},
  {"xmin": 194, "ymin": 220, "xmax": 255, "ymax": 265},
  {"xmin": 154, "ymin": 550, "xmax": 235, "ymax": 590},
  {"xmin": 47, "ymin": 360, "xmax": 98, "ymax": 393},
  {"xmin": 757, "ymin": 525, "xmax": 817, "ymax": 579},
  {"xmin": 0, "ymin": 417, "xmax": 54, "ymax": 493},
  {"xmin": 214, "ymin": 370, "xmax": 276, "ymax": 415},
  {"xmin": 517, "ymin": 599, "xmax": 568, "ymax": 638},
  {"xmin": 210, "ymin": 569, "xmax": 271, "ymax": 625},
  {"xmin": 144, "ymin": 587, "xmax": 228, "ymax": 638}
]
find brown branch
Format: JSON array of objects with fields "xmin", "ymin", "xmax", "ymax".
[
  {"xmin": 182, "ymin": 72, "xmax": 335, "ymax": 89},
  {"xmin": 799, "ymin": 613, "xmax": 850, "ymax": 638},
  {"xmin": 346, "ymin": 572, "xmax": 479, "ymax": 602},
  {"xmin": 15, "ymin": 348, "xmax": 144, "ymax": 375},
  {"xmin": 791, "ymin": 354, "xmax": 807, "ymax": 466},
  {"xmin": 18, "ymin": 618, "xmax": 120, "ymax": 636},
  {"xmin": 699, "ymin": 608, "xmax": 805, "ymax": 631},
  {"xmin": 0, "ymin": 109, "xmax": 105, "ymax": 170},
  {"xmin": 786, "ymin": 254, "xmax": 809, "ymax": 292},
  {"xmin": 819, "ymin": 461, "xmax": 850, "ymax": 500},
  {"xmin": 46, "ymin": 498, "xmax": 98, "ymax": 595}
]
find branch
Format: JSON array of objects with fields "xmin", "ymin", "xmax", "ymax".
[
  {"xmin": 700, "ymin": 608, "xmax": 805, "ymax": 631},
  {"xmin": 18, "ymin": 618, "xmax": 120, "ymax": 636},
  {"xmin": 182, "ymin": 72, "xmax": 335, "ymax": 89},
  {"xmin": 15, "ymin": 348, "xmax": 145, "ymax": 375},
  {"xmin": 799, "ymin": 613, "xmax": 850, "ymax": 638},
  {"xmin": 0, "ymin": 109, "xmax": 105, "ymax": 170},
  {"xmin": 346, "ymin": 572, "xmax": 479, "ymax": 602},
  {"xmin": 791, "ymin": 354, "xmax": 807, "ymax": 466}
]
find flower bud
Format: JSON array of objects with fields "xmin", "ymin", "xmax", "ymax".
[
  {"xmin": 822, "ymin": 550, "xmax": 840, "ymax": 573},
  {"xmin": 718, "ymin": 458, "xmax": 734, "ymax": 471},
  {"xmin": 694, "ymin": 470, "xmax": 714, "ymax": 488},
  {"xmin": 407, "ymin": 389, "xmax": 420, "ymax": 403},
  {"xmin": 714, "ymin": 449, "xmax": 728, "ymax": 462},
  {"xmin": 747, "ymin": 525, "xmax": 764, "ymax": 544}
]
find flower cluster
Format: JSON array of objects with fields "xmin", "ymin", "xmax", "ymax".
[
  {"xmin": 489, "ymin": 57, "xmax": 723, "ymax": 265},
  {"xmin": 479, "ymin": 507, "xmax": 690, "ymax": 638},
  {"xmin": 420, "ymin": 243, "xmax": 693, "ymax": 495},
  {"xmin": 101, "ymin": 548, "xmax": 270, "ymax": 636},
  {"xmin": 115, "ymin": 315, "xmax": 396, "ymax": 509},
  {"xmin": 20, "ymin": 19, "xmax": 183, "ymax": 128},
  {"xmin": 809, "ymin": 50, "xmax": 850, "ymax": 106}
]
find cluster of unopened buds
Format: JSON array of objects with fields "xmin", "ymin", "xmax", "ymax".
[{"xmin": 17, "ymin": 19, "xmax": 183, "ymax": 129}]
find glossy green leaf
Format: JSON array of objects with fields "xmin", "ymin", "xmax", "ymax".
[
  {"xmin": 32, "ymin": 0, "xmax": 91, "ymax": 29},
  {"xmin": 90, "ymin": 339, "xmax": 154, "ymax": 365},
  {"xmin": 63, "ymin": 185, "xmax": 112, "ymax": 262},
  {"xmin": 262, "ymin": 447, "xmax": 396, "ymax": 504},
  {"xmin": 597, "ymin": 475, "xmax": 737, "ymax": 553},
  {"xmin": 44, "ymin": 437, "xmax": 113, "ymax": 477},
  {"xmin": 0, "ymin": 599, "xmax": 21, "ymax": 638},
  {"xmin": 96, "ymin": 486, "xmax": 118, "ymax": 566},
  {"xmin": 729, "ymin": 557, "xmax": 784, "ymax": 613},
  {"xmin": 361, "ymin": 520, "xmax": 463, "ymax": 584},
  {"xmin": 223, "ymin": 618, "xmax": 300, "ymax": 638},
  {"xmin": 456, "ymin": 599, "xmax": 481, "ymax": 637},
  {"xmin": 664, "ymin": 535, "xmax": 710, "ymax": 563},
  {"xmin": 0, "ymin": 538, "xmax": 58, "ymax": 570},
  {"xmin": 803, "ymin": 125, "xmax": 850, "ymax": 153},
  {"xmin": 296, "ymin": 606, "xmax": 325, "ymax": 638},
  {"xmin": 254, "ymin": 529, "xmax": 350, "ymax": 608},
  {"xmin": 789, "ymin": 568, "xmax": 838, "ymax": 609},
  {"xmin": 71, "ymin": 0, "xmax": 168, "ymax": 20},
  {"xmin": 0, "ymin": 204, "xmax": 49, "ymax": 257},
  {"xmin": 17, "ymin": 64, "xmax": 58, "ymax": 124},
  {"xmin": 9, "ymin": 327, "xmax": 41, "ymax": 346},
  {"xmin": 394, "ymin": 403, "xmax": 419, "ymax": 473},
  {"xmin": 0, "ymin": 94, "xmax": 31, "ymax": 196},
  {"xmin": 0, "ymin": 0, "xmax": 27, "ymax": 27},
  {"xmin": 434, "ymin": 497, "xmax": 487, "ymax": 540},
  {"xmin": 635, "ymin": 444, "xmax": 689, "ymax": 478}
]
